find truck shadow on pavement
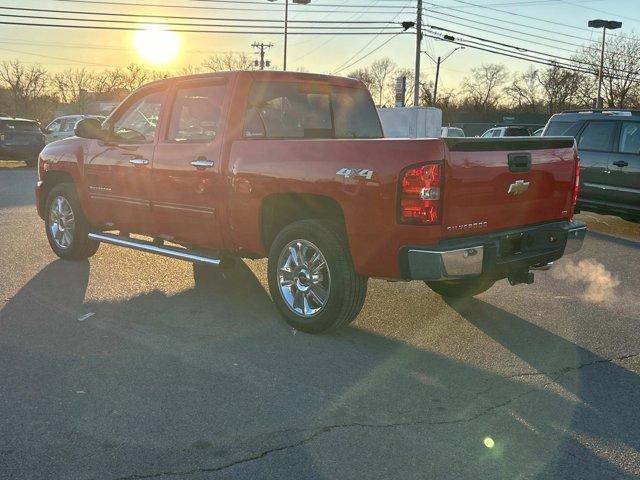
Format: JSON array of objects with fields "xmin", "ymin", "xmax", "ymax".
[{"xmin": 1, "ymin": 259, "xmax": 638, "ymax": 479}]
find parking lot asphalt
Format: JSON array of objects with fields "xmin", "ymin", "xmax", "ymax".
[{"xmin": 1, "ymin": 165, "xmax": 639, "ymax": 480}]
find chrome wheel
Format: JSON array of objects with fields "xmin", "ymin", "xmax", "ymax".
[
  {"xmin": 49, "ymin": 196, "xmax": 75, "ymax": 249},
  {"xmin": 277, "ymin": 239, "xmax": 331, "ymax": 318}
]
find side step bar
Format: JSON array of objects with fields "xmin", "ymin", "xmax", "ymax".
[{"xmin": 88, "ymin": 232, "xmax": 222, "ymax": 266}]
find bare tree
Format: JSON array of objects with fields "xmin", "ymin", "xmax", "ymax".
[
  {"xmin": 505, "ymin": 66, "xmax": 542, "ymax": 112},
  {"xmin": 0, "ymin": 60, "xmax": 49, "ymax": 117},
  {"xmin": 347, "ymin": 67, "xmax": 375, "ymax": 93},
  {"xmin": 538, "ymin": 63, "xmax": 583, "ymax": 113},
  {"xmin": 203, "ymin": 52, "xmax": 255, "ymax": 72},
  {"xmin": 51, "ymin": 68, "xmax": 96, "ymax": 113},
  {"xmin": 461, "ymin": 63, "xmax": 508, "ymax": 111},
  {"xmin": 369, "ymin": 57, "xmax": 396, "ymax": 107},
  {"xmin": 574, "ymin": 33, "xmax": 640, "ymax": 108}
]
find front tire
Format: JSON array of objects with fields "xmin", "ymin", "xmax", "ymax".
[
  {"xmin": 426, "ymin": 278, "xmax": 494, "ymax": 299},
  {"xmin": 267, "ymin": 220, "xmax": 367, "ymax": 334},
  {"xmin": 45, "ymin": 183, "xmax": 99, "ymax": 260}
]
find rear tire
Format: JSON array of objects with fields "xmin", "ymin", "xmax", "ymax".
[
  {"xmin": 426, "ymin": 278, "xmax": 494, "ymax": 299},
  {"xmin": 267, "ymin": 220, "xmax": 367, "ymax": 334},
  {"xmin": 45, "ymin": 183, "xmax": 99, "ymax": 260}
]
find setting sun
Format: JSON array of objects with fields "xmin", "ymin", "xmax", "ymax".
[{"xmin": 133, "ymin": 26, "xmax": 180, "ymax": 66}]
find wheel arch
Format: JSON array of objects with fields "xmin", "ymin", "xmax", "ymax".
[
  {"xmin": 39, "ymin": 170, "xmax": 77, "ymax": 218},
  {"xmin": 260, "ymin": 193, "xmax": 348, "ymax": 253}
]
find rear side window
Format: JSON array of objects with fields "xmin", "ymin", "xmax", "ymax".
[
  {"xmin": 167, "ymin": 82, "xmax": 226, "ymax": 143},
  {"xmin": 243, "ymin": 82, "xmax": 382, "ymax": 139},
  {"xmin": 578, "ymin": 121, "xmax": 616, "ymax": 152},
  {"xmin": 619, "ymin": 122, "xmax": 640, "ymax": 154},
  {"xmin": 0, "ymin": 120, "xmax": 40, "ymax": 132},
  {"xmin": 544, "ymin": 121, "xmax": 574, "ymax": 136}
]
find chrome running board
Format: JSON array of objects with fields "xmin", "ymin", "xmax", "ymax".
[{"xmin": 88, "ymin": 232, "xmax": 222, "ymax": 266}]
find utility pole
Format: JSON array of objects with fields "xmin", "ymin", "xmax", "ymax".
[
  {"xmin": 423, "ymin": 45, "xmax": 464, "ymax": 105},
  {"xmin": 432, "ymin": 57, "xmax": 441, "ymax": 104},
  {"xmin": 414, "ymin": 0, "xmax": 423, "ymax": 107},
  {"xmin": 252, "ymin": 42, "xmax": 273, "ymax": 70}
]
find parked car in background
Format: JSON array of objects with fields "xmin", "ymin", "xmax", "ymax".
[
  {"xmin": 44, "ymin": 115, "xmax": 106, "ymax": 143},
  {"xmin": 532, "ymin": 128, "xmax": 544, "ymax": 136},
  {"xmin": 35, "ymin": 70, "xmax": 585, "ymax": 333},
  {"xmin": 441, "ymin": 126, "xmax": 465, "ymax": 137},
  {"xmin": 0, "ymin": 116, "xmax": 45, "ymax": 167},
  {"xmin": 481, "ymin": 126, "xmax": 532, "ymax": 137},
  {"xmin": 542, "ymin": 110, "xmax": 640, "ymax": 222}
]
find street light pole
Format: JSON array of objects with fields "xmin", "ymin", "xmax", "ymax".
[
  {"xmin": 588, "ymin": 19, "xmax": 622, "ymax": 109},
  {"xmin": 268, "ymin": 0, "xmax": 310, "ymax": 71},
  {"xmin": 414, "ymin": 0, "xmax": 423, "ymax": 107},
  {"xmin": 284, "ymin": 0, "xmax": 289, "ymax": 71}
]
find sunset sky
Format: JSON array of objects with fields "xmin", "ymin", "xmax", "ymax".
[{"xmin": 2, "ymin": 0, "xmax": 639, "ymax": 88}]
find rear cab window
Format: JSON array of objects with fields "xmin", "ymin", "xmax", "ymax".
[{"xmin": 243, "ymin": 81, "xmax": 382, "ymax": 139}]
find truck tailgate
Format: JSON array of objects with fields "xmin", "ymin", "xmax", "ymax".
[{"xmin": 442, "ymin": 137, "xmax": 577, "ymax": 237}]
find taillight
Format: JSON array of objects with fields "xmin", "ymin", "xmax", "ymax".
[
  {"xmin": 399, "ymin": 163, "xmax": 442, "ymax": 225},
  {"xmin": 571, "ymin": 156, "xmax": 580, "ymax": 210}
]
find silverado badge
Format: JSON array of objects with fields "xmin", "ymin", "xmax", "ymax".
[{"xmin": 508, "ymin": 180, "xmax": 530, "ymax": 196}]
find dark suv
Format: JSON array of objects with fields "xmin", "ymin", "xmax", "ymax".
[
  {"xmin": 0, "ymin": 117, "xmax": 46, "ymax": 167},
  {"xmin": 543, "ymin": 110, "xmax": 640, "ymax": 222}
]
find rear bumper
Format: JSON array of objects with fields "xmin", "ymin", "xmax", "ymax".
[{"xmin": 404, "ymin": 220, "xmax": 586, "ymax": 281}]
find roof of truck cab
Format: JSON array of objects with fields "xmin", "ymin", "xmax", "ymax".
[{"xmin": 141, "ymin": 70, "xmax": 364, "ymax": 89}]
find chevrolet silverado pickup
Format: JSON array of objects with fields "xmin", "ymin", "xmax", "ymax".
[{"xmin": 35, "ymin": 71, "xmax": 586, "ymax": 333}]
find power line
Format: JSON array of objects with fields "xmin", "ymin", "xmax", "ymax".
[
  {"xmin": 51, "ymin": 0, "xmax": 413, "ymax": 14},
  {"xmin": 0, "ymin": 12, "xmax": 402, "ymax": 30},
  {"xmin": 333, "ymin": 32, "xmax": 404, "ymax": 73},
  {"xmin": 0, "ymin": 6, "xmax": 396, "ymax": 24},
  {"xmin": 436, "ymin": 0, "xmax": 631, "ymax": 40},
  {"xmin": 331, "ymin": 0, "xmax": 414, "ymax": 73},
  {"xmin": 422, "ymin": 29, "xmax": 640, "ymax": 83},
  {"xmin": 0, "ymin": 19, "xmax": 409, "ymax": 35}
]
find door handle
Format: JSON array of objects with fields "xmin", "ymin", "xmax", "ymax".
[
  {"xmin": 191, "ymin": 158, "xmax": 215, "ymax": 169},
  {"xmin": 129, "ymin": 158, "xmax": 149, "ymax": 166},
  {"xmin": 612, "ymin": 160, "xmax": 628, "ymax": 168}
]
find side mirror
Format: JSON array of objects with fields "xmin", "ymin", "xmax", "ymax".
[{"xmin": 75, "ymin": 118, "xmax": 108, "ymax": 141}]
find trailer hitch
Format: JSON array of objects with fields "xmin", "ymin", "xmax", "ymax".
[{"xmin": 508, "ymin": 270, "xmax": 535, "ymax": 286}]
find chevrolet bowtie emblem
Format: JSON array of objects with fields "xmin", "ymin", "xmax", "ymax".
[{"xmin": 508, "ymin": 180, "xmax": 530, "ymax": 196}]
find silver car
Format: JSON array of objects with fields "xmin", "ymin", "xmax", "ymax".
[{"xmin": 44, "ymin": 115, "xmax": 105, "ymax": 143}]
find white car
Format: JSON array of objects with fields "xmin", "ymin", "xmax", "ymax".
[
  {"xmin": 44, "ymin": 115, "xmax": 105, "ymax": 143},
  {"xmin": 441, "ymin": 126, "xmax": 465, "ymax": 138}
]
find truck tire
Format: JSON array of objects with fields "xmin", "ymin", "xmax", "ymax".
[
  {"xmin": 426, "ymin": 278, "xmax": 494, "ymax": 299},
  {"xmin": 45, "ymin": 183, "xmax": 99, "ymax": 260},
  {"xmin": 267, "ymin": 220, "xmax": 367, "ymax": 334}
]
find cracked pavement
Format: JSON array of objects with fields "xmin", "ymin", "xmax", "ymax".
[{"xmin": 1, "ymin": 167, "xmax": 640, "ymax": 479}]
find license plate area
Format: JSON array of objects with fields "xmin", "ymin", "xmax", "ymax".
[{"xmin": 498, "ymin": 229, "xmax": 565, "ymax": 260}]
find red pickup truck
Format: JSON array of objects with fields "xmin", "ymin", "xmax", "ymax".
[{"xmin": 35, "ymin": 71, "xmax": 586, "ymax": 333}]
